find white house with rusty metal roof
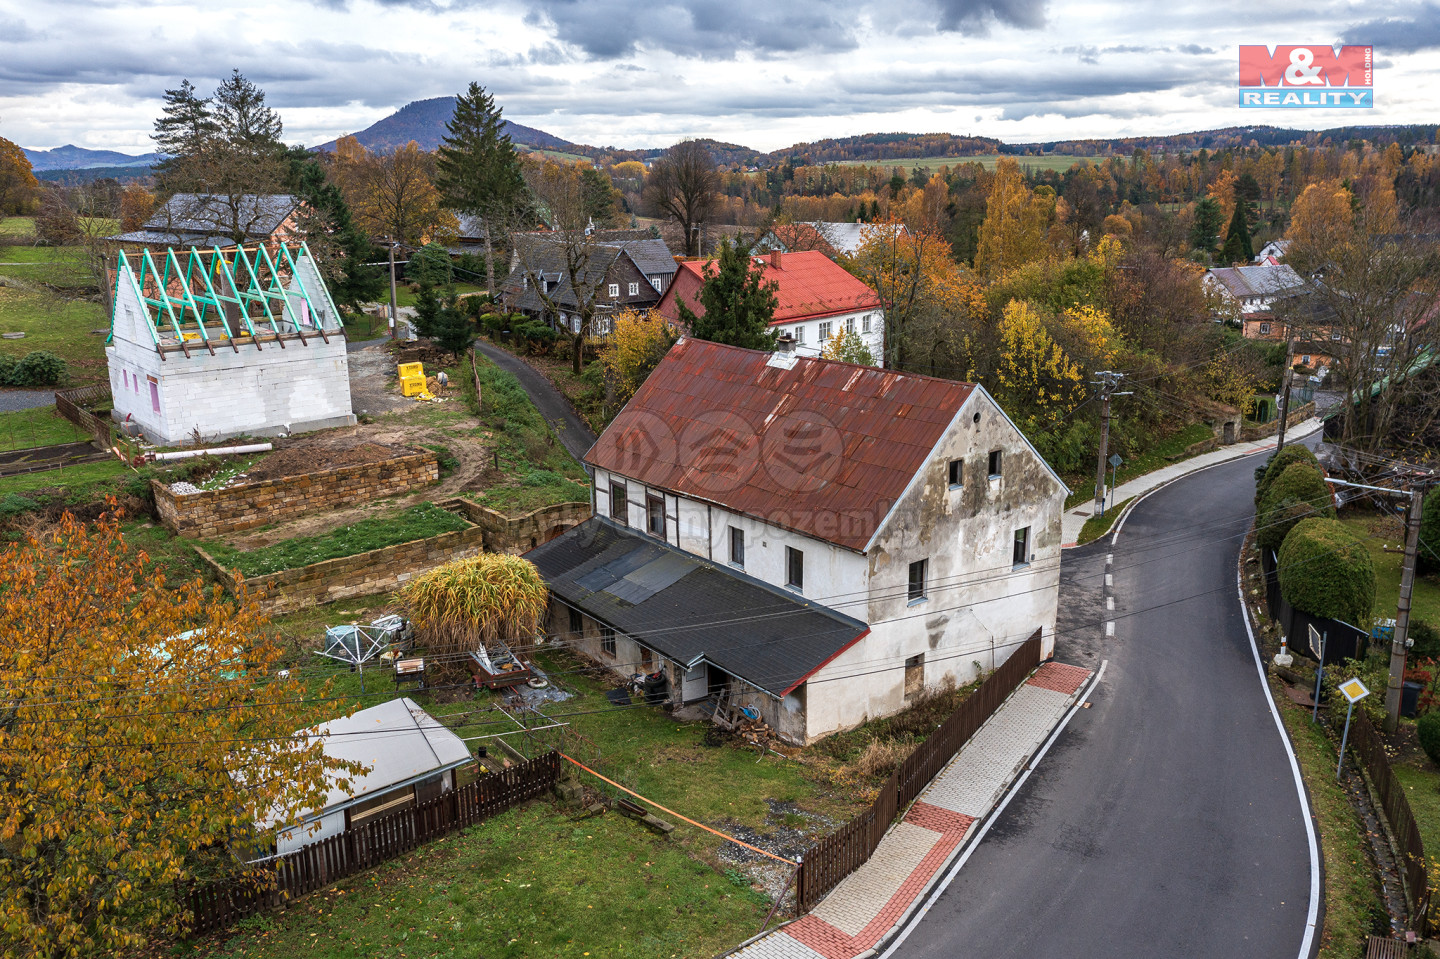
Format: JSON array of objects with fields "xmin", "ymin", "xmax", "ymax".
[
  {"xmin": 527, "ymin": 337, "xmax": 1066, "ymax": 742},
  {"xmin": 1205, "ymin": 264, "xmax": 1305, "ymax": 315}
]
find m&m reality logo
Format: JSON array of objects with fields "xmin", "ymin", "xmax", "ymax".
[{"xmin": 1238, "ymin": 45, "xmax": 1373, "ymax": 109}]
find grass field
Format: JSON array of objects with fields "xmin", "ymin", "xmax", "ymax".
[
  {"xmin": 0, "ymin": 217, "xmax": 35, "ymax": 236},
  {"xmin": 833, "ymin": 154, "xmax": 1109, "ymax": 174},
  {"xmin": 1336, "ymin": 513, "xmax": 1440, "ymax": 628},
  {"xmin": 390, "ymin": 282, "xmax": 486, "ymax": 310},
  {"xmin": 0, "ymin": 243, "xmax": 95, "ymax": 288},
  {"xmin": 203, "ymin": 502, "xmax": 472, "ymax": 576},
  {"xmin": 0, "ymin": 237, "xmax": 109, "ymax": 384},
  {"xmin": 1064, "ymin": 422, "xmax": 1214, "ymax": 510},
  {"xmin": 0, "ymin": 457, "xmax": 129, "ymax": 498},
  {"xmin": 0, "ymin": 405, "xmax": 91, "ymax": 451}
]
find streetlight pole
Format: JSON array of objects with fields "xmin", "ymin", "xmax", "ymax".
[
  {"xmin": 1385, "ymin": 488, "xmax": 1424, "ymax": 733},
  {"xmin": 1275, "ymin": 329, "xmax": 1296, "ymax": 451},
  {"xmin": 387, "ymin": 237, "xmax": 400, "ymax": 341},
  {"xmin": 1091, "ymin": 372, "xmax": 1131, "ymax": 518}
]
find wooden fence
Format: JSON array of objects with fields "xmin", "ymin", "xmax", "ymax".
[
  {"xmin": 1350, "ymin": 713, "xmax": 1431, "ymax": 933},
  {"xmin": 184, "ymin": 751, "xmax": 559, "ymax": 936},
  {"xmin": 796, "ymin": 631, "xmax": 1043, "ymax": 912},
  {"xmin": 54, "ymin": 384, "xmax": 113, "ymax": 453}
]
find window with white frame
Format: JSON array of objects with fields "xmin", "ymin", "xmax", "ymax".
[
  {"xmin": 628, "ymin": 281, "xmax": 640, "ymax": 296},
  {"xmin": 845, "ymin": 316, "xmax": 855, "ymax": 335},
  {"xmin": 908, "ymin": 559, "xmax": 928, "ymax": 603},
  {"xmin": 651, "ymin": 276, "xmax": 663, "ymax": 291},
  {"xmin": 863, "ymin": 313, "xmax": 872, "ymax": 333},
  {"xmin": 608, "ymin": 283, "xmax": 620, "ymax": 297},
  {"xmin": 1259, "ymin": 322, "xmax": 1271, "ymax": 335},
  {"xmin": 818, "ymin": 321, "xmax": 832, "ymax": 341},
  {"xmin": 795, "ymin": 326, "xmax": 805, "ymax": 343}
]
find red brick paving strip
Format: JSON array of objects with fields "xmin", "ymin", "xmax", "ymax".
[
  {"xmin": 1026, "ymin": 661, "xmax": 1091, "ymax": 696},
  {"xmin": 784, "ymin": 807, "xmax": 974, "ymax": 959}
]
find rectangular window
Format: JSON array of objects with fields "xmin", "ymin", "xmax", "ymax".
[
  {"xmin": 904, "ymin": 653, "xmax": 924, "ymax": 701},
  {"xmin": 600, "ymin": 626, "xmax": 616, "ymax": 657},
  {"xmin": 988, "ymin": 449, "xmax": 1003, "ymax": 479},
  {"xmin": 948, "ymin": 459, "xmax": 963, "ymax": 489},
  {"xmin": 610, "ymin": 481, "xmax": 627, "ymax": 523},
  {"xmin": 569, "ymin": 607, "xmax": 583, "ymax": 635},
  {"xmin": 818, "ymin": 321, "xmax": 832, "ymax": 342},
  {"xmin": 1259, "ymin": 322, "xmax": 1271, "ymax": 335},
  {"xmin": 651, "ymin": 276, "xmax": 663, "ymax": 291},
  {"xmin": 640, "ymin": 645, "xmax": 654, "ymax": 670},
  {"xmin": 786, "ymin": 547, "xmax": 804, "ymax": 591},
  {"xmin": 908, "ymin": 559, "xmax": 928, "ymax": 603},
  {"xmin": 1013, "ymin": 527, "xmax": 1030, "ymax": 567},
  {"xmin": 148, "ymin": 377, "xmax": 160, "ymax": 414},
  {"xmin": 628, "ymin": 281, "xmax": 640, "ymax": 296},
  {"xmin": 646, "ymin": 493, "xmax": 665, "ymax": 538},
  {"xmin": 1331, "ymin": 332, "xmax": 1342, "ymax": 340},
  {"xmin": 845, "ymin": 316, "xmax": 855, "ymax": 334},
  {"xmin": 862, "ymin": 314, "xmax": 872, "ymax": 333},
  {"xmin": 729, "ymin": 526, "xmax": 745, "ymax": 567},
  {"xmin": 608, "ymin": 282, "xmax": 620, "ymax": 297},
  {"xmin": 795, "ymin": 325, "xmax": 805, "ymax": 344}
]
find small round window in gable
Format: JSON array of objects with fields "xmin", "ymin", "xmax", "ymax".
[{"xmin": 973, "ymin": 411, "xmax": 981, "ymax": 424}]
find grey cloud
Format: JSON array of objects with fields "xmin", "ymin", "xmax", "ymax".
[
  {"xmin": 1061, "ymin": 45, "xmax": 1100, "ymax": 63},
  {"xmin": 1341, "ymin": 3, "xmax": 1440, "ymax": 52},
  {"xmin": 934, "ymin": 0, "xmax": 1046, "ymax": 33},
  {"xmin": 1176, "ymin": 43, "xmax": 1214, "ymax": 55},
  {"xmin": 521, "ymin": 0, "xmax": 859, "ymax": 59},
  {"xmin": 0, "ymin": 16, "xmax": 42, "ymax": 42}
]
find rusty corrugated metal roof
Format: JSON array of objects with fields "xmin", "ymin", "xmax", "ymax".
[{"xmin": 585, "ymin": 339, "xmax": 974, "ymax": 552}]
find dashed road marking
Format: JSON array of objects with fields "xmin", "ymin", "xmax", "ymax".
[
  {"xmin": 1106, "ymin": 622, "xmax": 1115, "ymax": 636},
  {"xmin": 1105, "ymin": 573, "xmax": 1113, "ymax": 587},
  {"xmin": 1106, "ymin": 596, "xmax": 1114, "ymax": 611},
  {"xmin": 1106, "ymin": 553, "xmax": 1113, "ymax": 565}
]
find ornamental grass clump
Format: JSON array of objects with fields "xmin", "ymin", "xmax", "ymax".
[{"xmin": 399, "ymin": 554, "xmax": 549, "ymax": 669}]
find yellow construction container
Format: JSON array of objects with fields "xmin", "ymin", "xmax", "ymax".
[
  {"xmin": 400, "ymin": 374, "xmax": 429, "ymax": 397},
  {"xmin": 397, "ymin": 361, "xmax": 425, "ymax": 380}
]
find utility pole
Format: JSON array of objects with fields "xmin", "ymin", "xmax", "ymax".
[
  {"xmin": 387, "ymin": 237, "xmax": 400, "ymax": 341},
  {"xmin": 1091, "ymin": 371, "xmax": 1132, "ymax": 517},
  {"xmin": 1275, "ymin": 327, "xmax": 1297, "ymax": 451},
  {"xmin": 1385, "ymin": 488, "xmax": 1425, "ymax": 732}
]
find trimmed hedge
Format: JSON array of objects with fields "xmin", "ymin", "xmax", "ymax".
[
  {"xmin": 1256, "ymin": 461, "xmax": 1336, "ymax": 553},
  {"xmin": 1255, "ymin": 443, "xmax": 1322, "ymax": 508},
  {"xmin": 1419, "ymin": 486, "xmax": 1440, "ymax": 578},
  {"xmin": 1277, "ymin": 517, "xmax": 1376, "ymax": 629},
  {"xmin": 0, "ymin": 350, "xmax": 67, "ymax": 387},
  {"xmin": 1419, "ymin": 712, "xmax": 1440, "ymax": 765}
]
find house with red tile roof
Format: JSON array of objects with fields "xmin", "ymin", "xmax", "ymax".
[
  {"xmin": 655, "ymin": 250, "xmax": 886, "ymax": 365},
  {"xmin": 526, "ymin": 337, "xmax": 1067, "ymax": 742}
]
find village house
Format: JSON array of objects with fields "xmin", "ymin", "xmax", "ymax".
[
  {"xmin": 107, "ymin": 193, "xmax": 305, "ymax": 253},
  {"xmin": 1253, "ymin": 239, "xmax": 1291, "ymax": 265},
  {"xmin": 655, "ymin": 249, "xmax": 886, "ymax": 365},
  {"xmin": 526, "ymin": 337, "xmax": 1067, "ymax": 743},
  {"xmin": 501, "ymin": 232, "xmax": 669, "ymax": 334},
  {"xmin": 754, "ymin": 221, "xmax": 906, "ymax": 260},
  {"xmin": 106, "ymin": 239, "xmax": 353, "ymax": 445},
  {"xmin": 260, "ymin": 698, "xmax": 472, "ymax": 856},
  {"xmin": 1204, "ymin": 263, "xmax": 1304, "ymax": 318}
]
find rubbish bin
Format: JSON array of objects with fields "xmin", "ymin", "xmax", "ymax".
[{"xmin": 1402, "ymin": 680, "xmax": 1423, "ymax": 719}]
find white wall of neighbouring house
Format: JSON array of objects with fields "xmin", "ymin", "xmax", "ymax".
[
  {"xmin": 803, "ymin": 389, "xmax": 1065, "ymax": 740},
  {"xmin": 772, "ymin": 309, "xmax": 885, "ymax": 367}
]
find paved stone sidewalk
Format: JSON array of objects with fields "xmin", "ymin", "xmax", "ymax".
[
  {"xmin": 1060, "ymin": 418, "xmax": 1322, "ymax": 547},
  {"xmin": 731, "ymin": 661, "xmax": 1093, "ymax": 959}
]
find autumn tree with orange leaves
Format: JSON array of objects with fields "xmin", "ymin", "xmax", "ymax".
[{"xmin": 0, "ymin": 511, "xmax": 362, "ymax": 958}]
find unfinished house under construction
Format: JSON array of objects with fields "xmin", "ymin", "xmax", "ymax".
[{"xmin": 107, "ymin": 241, "xmax": 354, "ymax": 445}]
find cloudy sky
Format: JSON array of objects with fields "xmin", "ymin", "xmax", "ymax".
[{"xmin": 1, "ymin": 0, "xmax": 1436, "ymax": 155}]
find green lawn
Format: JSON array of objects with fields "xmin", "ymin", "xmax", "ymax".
[
  {"xmin": 1077, "ymin": 496, "xmax": 1135, "ymax": 546},
  {"xmin": 464, "ymin": 355, "xmax": 591, "ymax": 515},
  {"xmin": 0, "ymin": 217, "xmax": 35, "ymax": 236},
  {"xmin": 0, "ymin": 243, "xmax": 95, "ymax": 288},
  {"xmin": 203, "ymin": 503, "xmax": 472, "ymax": 577},
  {"xmin": 0, "ymin": 286, "xmax": 108, "ymax": 383},
  {"xmin": 1064, "ymin": 422, "xmax": 1215, "ymax": 510},
  {"xmin": 392, "ymin": 282, "xmax": 485, "ymax": 309},
  {"xmin": 1392, "ymin": 762, "xmax": 1440, "ymax": 860},
  {"xmin": 0, "ymin": 405, "xmax": 91, "ymax": 451},
  {"xmin": 0, "ymin": 457, "xmax": 129, "ymax": 498},
  {"xmin": 189, "ymin": 801, "xmax": 770, "ymax": 959},
  {"xmin": 1336, "ymin": 514, "xmax": 1440, "ymax": 629},
  {"xmin": 1277, "ymin": 695, "xmax": 1384, "ymax": 959}
]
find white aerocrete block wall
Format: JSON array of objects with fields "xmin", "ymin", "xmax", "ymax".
[{"xmin": 106, "ymin": 267, "xmax": 355, "ymax": 445}]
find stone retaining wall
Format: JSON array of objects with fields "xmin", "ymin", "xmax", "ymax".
[
  {"xmin": 194, "ymin": 510, "xmax": 486, "ymax": 615},
  {"xmin": 155, "ymin": 450, "xmax": 438, "ymax": 537},
  {"xmin": 1241, "ymin": 400, "xmax": 1317, "ymax": 442},
  {"xmin": 450, "ymin": 499, "xmax": 591, "ymax": 553}
]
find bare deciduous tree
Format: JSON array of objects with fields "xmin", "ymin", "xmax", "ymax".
[{"xmin": 644, "ymin": 140, "xmax": 720, "ymax": 256}]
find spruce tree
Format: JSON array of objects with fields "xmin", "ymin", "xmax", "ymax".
[
  {"xmin": 1189, "ymin": 196, "xmax": 1225, "ymax": 260},
  {"xmin": 151, "ymin": 79, "xmax": 217, "ymax": 182},
  {"xmin": 677, "ymin": 239, "xmax": 779, "ymax": 351},
  {"xmin": 435, "ymin": 83, "xmax": 528, "ymax": 295},
  {"xmin": 1221, "ymin": 200, "xmax": 1255, "ymax": 265},
  {"xmin": 212, "ymin": 69, "xmax": 283, "ymax": 152}
]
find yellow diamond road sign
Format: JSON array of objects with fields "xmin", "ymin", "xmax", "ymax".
[{"xmin": 1339, "ymin": 678, "xmax": 1370, "ymax": 704}]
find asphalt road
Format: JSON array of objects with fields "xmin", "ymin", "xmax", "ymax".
[
  {"xmin": 473, "ymin": 342, "xmax": 598, "ymax": 469},
  {"xmin": 893, "ymin": 452, "xmax": 1316, "ymax": 959},
  {"xmin": 0, "ymin": 390, "xmax": 57, "ymax": 412}
]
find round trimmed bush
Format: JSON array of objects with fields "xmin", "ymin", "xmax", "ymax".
[
  {"xmin": 1277, "ymin": 517, "xmax": 1376, "ymax": 628},
  {"xmin": 1256, "ymin": 444, "xmax": 1322, "ymax": 507},
  {"xmin": 14, "ymin": 350, "xmax": 65, "ymax": 386},
  {"xmin": 1256, "ymin": 462, "xmax": 1335, "ymax": 553},
  {"xmin": 1418, "ymin": 486, "xmax": 1440, "ymax": 578},
  {"xmin": 1418, "ymin": 711, "xmax": 1440, "ymax": 765}
]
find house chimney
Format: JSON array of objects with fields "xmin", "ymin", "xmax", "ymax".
[
  {"xmin": 776, "ymin": 333, "xmax": 795, "ymax": 354},
  {"xmin": 770, "ymin": 249, "xmax": 783, "ymax": 270},
  {"xmin": 768, "ymin": 333, "xmax": 800, "ymax": 369}
]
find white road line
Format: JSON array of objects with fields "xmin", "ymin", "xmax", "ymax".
[
  {"xmin": 1106, "ymin": 553, "xmax": 1113, "ymax": 565},
  {"xmin": 1237, "ymin": 564, "xmax": 1320, "ymax": 959},
  {"xmin": 1106, "ymin": 621, "xmax": 1115, "ymax": 637},
  {"xmin": 1105, "ymin": 573, "xmax": 1113, "ymax": 587},
  {"xmin": 1106, "ymin": 596, "xmax": 1114, "ymax": 611},
  {"xmin": 876, "ymin": 661, "xmax": 1108, "ymax": 959}
]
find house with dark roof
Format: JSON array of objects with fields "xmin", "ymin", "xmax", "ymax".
[
  {"xmin": 1204, "ymin": 263, "xmax": 1304, "ymax": 316},
  {"xmin": 655, "ymin": 250, "xmax": 886, "ymax": 365},
  {"xmin": 501, "ymin": 232, "xmax": 666, "ymax": 334},
  {"xmin": 107, "ymin": 193, "xmax": 304, "ymax": 251},
  {"xmin": 526, "ymin": 338, "xmax": 1067, "ymax": 742}
]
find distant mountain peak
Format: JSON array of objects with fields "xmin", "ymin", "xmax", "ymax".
[
  {"xmin": 23, "ymin": 144, "xmax": 163, "ymax": 171},
  {"xmin": 311, "ymin": 96, "xmax": 582, "ymax": 155}
]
